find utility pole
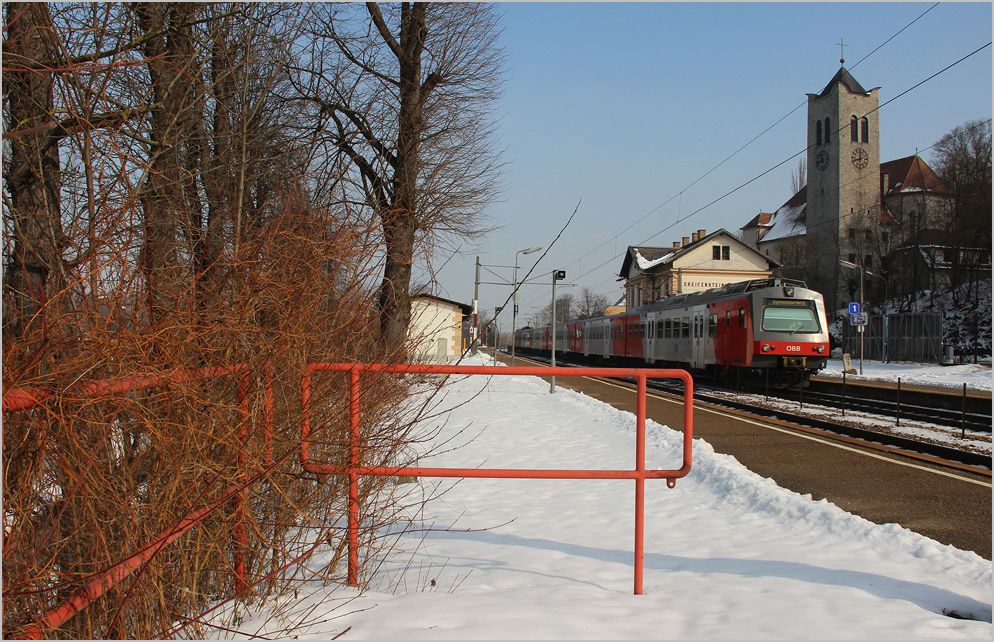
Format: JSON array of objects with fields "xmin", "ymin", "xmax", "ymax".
[{"xmin": 471, "ymin": 255, "xmax": 480, "ymax": 354}]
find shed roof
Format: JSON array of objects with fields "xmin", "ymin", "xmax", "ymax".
[{"xmin": 412, "ymin": 294, "xmax": 472, "ymax": 315}]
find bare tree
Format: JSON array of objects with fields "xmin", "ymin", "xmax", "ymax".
[
  {"xmin": 931, "ymin": 119, "xmax": 992, "ymax": 302},
  {"xmin": 3, "ymin": 3, "xmax": 66, "ymax": 346},
  {"xmin": 3, "ymin": 5, "xmax": 442, "ymax": 637},
  {"xmin": 790, "ymin": 156, "xmax": 807, "ymax": 195},
  {"xmin": 296, "ymin": 2, "xmax": 505, "ymax": 349},
  {"xmin": 535, "ymin": 293, "xmax": 574, "ymax": 326},
  {"xmin": 575, "ymin": 287, "xmax": 610, "ymax": 319}
]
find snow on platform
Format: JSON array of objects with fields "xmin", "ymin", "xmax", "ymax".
[
  {"xmin": 216, "ymin": 355, "xmax": 991, "ymax": 640},
  {"xmin": 819, "ymin": 358, "xmax": 992, "ymax": 393}
]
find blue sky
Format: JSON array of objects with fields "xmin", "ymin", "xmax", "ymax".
[{"xmin": 422, "ymin": 2, "xmax": 992, "ymax": 325}]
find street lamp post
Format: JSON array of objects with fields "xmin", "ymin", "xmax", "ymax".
[
  {"xmin": 840, "ymin": 259, "xmax": 865, "ymax": 375},
  {"xmin": 510, "ymin": 246, "xmax": 543, "ymax": 365},
  {"xmin": 550, "ymin": 270, "xmax": 566, "ymax": 393}
]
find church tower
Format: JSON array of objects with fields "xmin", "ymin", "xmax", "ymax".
[{"xmin": 805, "ymin": 63, "xmax": 880, "ymax": 311}]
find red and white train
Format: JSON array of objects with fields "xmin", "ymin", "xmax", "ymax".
[{"xmin": 514, "ymin": 278, "xmax": 830, "ymax": 386}]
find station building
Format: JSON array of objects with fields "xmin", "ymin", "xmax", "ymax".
[{"xmin": 618, "ymin": 228, "xmax": 778, "ymax": 309}]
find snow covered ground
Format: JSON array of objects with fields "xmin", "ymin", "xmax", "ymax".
[
  {"xmin": 819, "ymin": 358, "xmax": 992, "ymax": 392},
  {"xmin": 211, "ymin": 355, "xmax": 992, "ymax": 640}
]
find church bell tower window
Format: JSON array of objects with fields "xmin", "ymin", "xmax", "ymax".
[
  {"xmin": 860, "ymin": 117, "xmax": 869, "ymax": 143},
  {"xmin": 816, "ymin": 120, "xmax": 822, "ymax": 145},
  {"xmin": 851, "ymin": 116, "xmax": 858, "ymax": 142},
  {"xmin": 824, "ymin": 117, "xmax": 831, "ymax": 143}
]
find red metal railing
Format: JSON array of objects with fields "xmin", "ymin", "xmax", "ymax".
[
  {"xmin": 300, "ymin": 363, "xmax": 694, "ymax": 595},
  {"xmin": 3, "ymin": 366, "xmax": 257, "ymax": 639},
  {"xmin": 5, "ymin": 361, "xmax": 694, "ymax": 637}
]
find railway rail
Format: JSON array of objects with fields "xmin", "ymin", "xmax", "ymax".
[
  {"xmin": 764, "ymin": 386, "xmax": 991, "ymax": 433},
  {"xmin": 504, "ymin": 351, "xmax": 992, "ymax": 470}
]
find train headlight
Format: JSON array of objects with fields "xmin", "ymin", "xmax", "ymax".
[
  {"xmin": 762, "ymin": 343, "xmax": 772, "ymax": 352},
  {"xmin": 816, "ymin": 345, "xmax": 825, "ymax": 354}
]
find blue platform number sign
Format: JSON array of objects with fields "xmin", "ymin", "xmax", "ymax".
[{"xmin": 848, "ymin": 302, "xmax": 861, "ymax": 315}]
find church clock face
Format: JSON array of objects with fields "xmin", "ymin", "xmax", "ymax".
[
  {"xmin": 815, "ymin": 150, "xmax": 829, "ymax": 171},
  {"xmin": 851, "ymin": 147, "xmax": 869, "ymax": 169}
]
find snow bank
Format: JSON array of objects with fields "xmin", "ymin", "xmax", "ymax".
[{"xmin": 209, "ymin": 356, "xmax": 991, "ymax": 639}]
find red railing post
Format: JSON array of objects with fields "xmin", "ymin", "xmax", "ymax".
[
  {"xmin": 263, "ymin": 364, "xmax": 274, "ymax": 467},
  {"xmin": 232, "ymin": 368, "xmax": 250, "ymax": 596},
  {"xmin": 634, "ymin": 374, "xmax": 646, "ymax": 595},
  {"xmin": 298, "ymin": 364, "xmax": 693, "ymax": 596},
  {"xmin": 300, "ymin": 365, "xmax": 313, "ymax": 466},
  {"xmin": 347, "ymin": 367, "xmax": 361, "ymax": 587}
]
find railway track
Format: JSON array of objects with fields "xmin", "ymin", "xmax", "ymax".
[
  {"xmin": 765, "ymin": 387, "xmax": 991, "ymax": 433},
  {"xmin": 503, "ymin": 351, "xmax": 992, "ymax": 470}
]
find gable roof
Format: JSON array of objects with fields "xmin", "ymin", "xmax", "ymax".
[{"xmin": 620, "ymin": 228, "xmax": 779, "ymax": 278}]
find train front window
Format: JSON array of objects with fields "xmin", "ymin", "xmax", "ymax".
[{"xmin": 762, "ymin": 305, "xmax": 820, "ymax": 333}]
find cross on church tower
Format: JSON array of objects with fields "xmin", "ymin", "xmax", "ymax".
[{"xmin": 837, "ymin": 38, "xmax": 847, "ymax": 65}]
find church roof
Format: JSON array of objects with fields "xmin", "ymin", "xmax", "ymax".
[
  {"xmin": 759, "ymin": 188, "xmax": 807, "ymax": 244},
  {"xmin": 817, "ymin": 66, "xmax": 870, "ymax": 97},
  {"xmin": 879, "ymin": 154, "xmax": 948, "ymax": 197},
  {"xmin": 745, "ymin": 156, "xmax": 949, "ymax": 237},
  {"xmin": 740, "ymin": 211, "xmax": 775, "ymax": 231}
]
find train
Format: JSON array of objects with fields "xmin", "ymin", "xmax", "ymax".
[{"xmin": 513, "ymin": 277, "xmax": 830, "ymax": 387}]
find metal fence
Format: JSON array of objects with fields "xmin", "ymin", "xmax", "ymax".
[{"xmin": 840, "ymin": 312, "xmax": 943, "ymax": 363}]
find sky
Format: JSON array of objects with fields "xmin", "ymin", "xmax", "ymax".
[
  {"xmin": 421, "ymin": 2, "xmax": 993, "ymax": 328},
  {"xmin": 204, "ymin": 354, "xmax": 992, "ymax": 639}
]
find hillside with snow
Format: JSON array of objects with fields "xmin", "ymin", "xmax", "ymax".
[{"xmin": 830, "ymin": 279, "xmax": 992, "ymax": 360}]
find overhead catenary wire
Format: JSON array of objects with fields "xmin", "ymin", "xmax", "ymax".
[
  {"xmin": 520, "ymin": 39, "xmax": 992, "ymax": 314},
  {"xmin": 552, "ymin": 2, "xmax": 945, "ymax": 282},
  {"xmin": 570, "ymin": 117, "xmax": 992, "ymax": 301}
]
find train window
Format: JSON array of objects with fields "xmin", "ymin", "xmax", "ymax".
[
  {"xmin": 738, "ymin": 308, "xmax": 745, "ymax": 328},
  {"xmin": 682, "ymin": 316, "xmax": 690, "ymax": 338},
  {"xmin": 709, "ymin": 313, "xmax": 718, "ymax": 337},
  {"xmin": 762, "ymin": 304, "xmax": 821, "ymax": 333},
  {"xmin": 663, "ymin": 318, "xmax": 671, "ymax": 338},
  {"xmin": 725, "ymin": 310, "xmax": 730, "ymax": 325}
]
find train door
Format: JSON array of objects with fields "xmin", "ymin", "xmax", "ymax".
[
  {"xmin": 645, "ymin": 315, "xmax": 656, "ymax": 363},
  {"xmin": 693, "ymin": 310, "xmax": 706, "ymax": 369}
]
